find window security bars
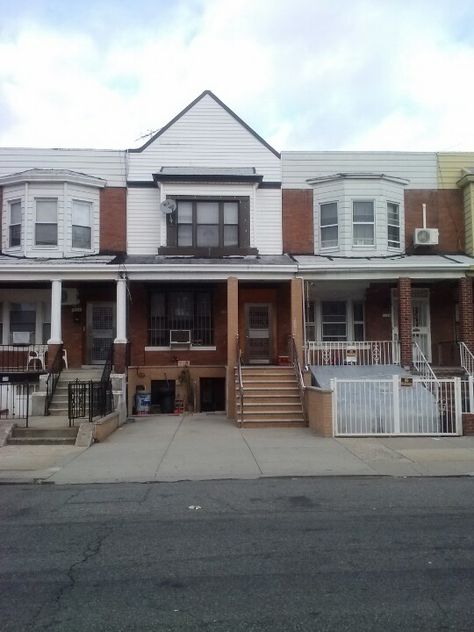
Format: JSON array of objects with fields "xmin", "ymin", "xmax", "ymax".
[{"xmin": 149, "ymin": 290, "xmax": 213, "ymax": 346}]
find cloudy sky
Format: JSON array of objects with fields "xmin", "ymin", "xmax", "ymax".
[{"xmin": 0, "ymin": 0, "xmax": 473, "ymax": 152}]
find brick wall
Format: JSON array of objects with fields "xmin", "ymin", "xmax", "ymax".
[
  {"xmin": 100, "ymin": 187, "xmax": 126, "ymax": 253},
  {"xmin": 405, "ymin": 189, "xmax": 464, "ymax": 253},
  {"xmin": 462, "ymin": 413, "xmax": 474, "ymax": 435},
  {"xmin": 430, "ymin": 283, "xmax": 457, "ymax": 364},
  {"xmin": 306, "ymin": 386, "xmax": 333, "ymax": 436},
  {"xmin": 398, "ymin": 278, "xmax": 413, "ymax": 366},
  {"xmin": 458, "ymin": 277, "xmax": 474, "ymax": 351},
  {"xmin": 282, "ymin": 190, "xmax": 314, "ymax": 254},
  {"xmin": 365, "ymin": 284, "xmax": 392, "ymax": 340},
  {"xmin": 0, "ymin": 187, "xmax": 2, "ymax": 249}
]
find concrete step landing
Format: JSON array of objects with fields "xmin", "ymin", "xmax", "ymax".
[{"xmin": 8, "ymin": 426, "xmax": 78, "ymax": 446}]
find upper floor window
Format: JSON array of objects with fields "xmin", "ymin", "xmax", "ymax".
[
  {"xmin": 387, "ymin": 202, "xmax": 400, "ymax": 248},
  {"xmin": 352, "ymin": 200, "xmax": 374, "ymax": 246},
  {"xmin": 9, "ymin": 200, "xmax": 21, "ymax": 248},
  {"xmin": 177, "ymin": 200, "xmax": 239, "ymax": 248},
  {"xmin": 72, "ymin": 200, "xmax": 92, "ymax": 249},
  {"xmin": 35, "ymin": 198, "xmax": 58, "ymax": 246},
  {"xmin": 320, "ymin": 202, "xmax": 338, "ymax": 249}
]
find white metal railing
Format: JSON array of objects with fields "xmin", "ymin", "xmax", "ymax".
[
  {"xmin": 412, "ymin": 342, "xmax": 438, "ymax": 383},
  {"xmin": 306, "ymin": 340, "xmax": 400, "ymax": 366},
  {"xmin": 331, "ymin": 376, "xmax": 462, "ymax": 436},
  {"xmin": 459, "ymin": 342, "xmax": 474, "ymax": 376},
  {"xmin": 461, "ymin": 376, "xmax": 474, "ymax": 413}
]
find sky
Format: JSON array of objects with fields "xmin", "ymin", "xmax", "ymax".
[{"xmin": 0, "ymin": 0, "xmax": 474, "ymax": 152}]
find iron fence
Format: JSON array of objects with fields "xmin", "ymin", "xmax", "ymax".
[
  {"xmin": 68, "ymin": 380, "xmax": 113, "ymax": 426},
  {"xmin": 0, "ymin": 382, "xmax": 36, "ymax": 427}
]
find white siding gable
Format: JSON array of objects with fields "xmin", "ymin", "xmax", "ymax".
[{"xmin": 128, "ymin": 93, "xmax": 281, "ymax": 182}]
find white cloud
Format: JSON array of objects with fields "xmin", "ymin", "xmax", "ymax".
[{"xmin": 0, "ymin": 0, "xmax": 473, "ymax": 150}]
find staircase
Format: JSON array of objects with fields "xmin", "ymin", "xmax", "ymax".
[
  {"xmin": 8, "ymin": 426, "xmax": 78, "ymax": 445},
  {"xmin": 432, "ymin": 366, "xmax": 467, "ymax": 379},
  {"xmin": 235, "ymin": 366, "xmax": 306, "ymax": 428},
  {"xmin": 48, "ymin": 367, "xmax": 102, "ymax": 416}
]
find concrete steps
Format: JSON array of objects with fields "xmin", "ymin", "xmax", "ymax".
[
  {"xmin": 48, "ymin": 368, "xmax": 102, "ymax": 416},
  {"xmin": 235, "ymin": 366, "xmax": 305, "ymax": 428},
  {"xmin": 8, "ymin": 426, "xmax": 78, "ymax": 446}
]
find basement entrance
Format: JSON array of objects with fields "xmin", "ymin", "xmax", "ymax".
[{"xmin": 200, "ymin": 378, "xmax": 225, "ymax": 412}]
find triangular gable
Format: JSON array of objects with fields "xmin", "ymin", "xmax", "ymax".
[{"xmin": 129, "ymin": 90, "xmax": 280, "ymax": 158}]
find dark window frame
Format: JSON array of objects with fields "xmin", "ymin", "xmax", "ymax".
[
  {"xmin": 9, "ymin": 199, "xmax": 22, "ymax": 248},
  {"xmin": 159, "ymin": 195, "xmax": 257, "ymax": 256}
]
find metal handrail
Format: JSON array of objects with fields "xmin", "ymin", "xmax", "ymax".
[
  {"xmin": 459, "ymin": 342, "xmax": 474, "ymax": 376},
  {"xmin": 305, "ymin": 340, "xmax": 400, "ymax": 366},
  {"xmin": 289, "ymin": 336, "xmax": 305, "ymax": 393},
  {"xmin": 412, "ymin": 342, "xmax": 439, "ymax": 383},
  {"xmin": 45, "ymin": 345, "xmax": 64, "ymax": 415},
  {"xmin": 100, "ymin": 344, "xmax": 114, "ymax": 385},
  {"xmin": 236, "ymin": 334, "xmax": 244, "ymax": 425}
]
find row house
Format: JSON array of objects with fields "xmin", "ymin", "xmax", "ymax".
[{"xmin": 1, "ymin": 90, "xmax": 474, "ymax": 433}]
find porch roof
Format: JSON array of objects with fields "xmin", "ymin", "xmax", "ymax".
[
  {"xmin": 0, "ymin": 254, "xmax": 118, "ymax": 281},
  {"xmin": 295, "ymin": 254, "xmax": 474, "ymax": 280}
]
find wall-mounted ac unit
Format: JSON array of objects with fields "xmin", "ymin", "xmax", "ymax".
[
  {"xmin": 12, "ymin": 331, "xmax": 32, "ymax": 345},
  {"xmin": 61, "ymin": 288, "xmax": 80, "ymax": 306},
  {"xmin": 414, "ymin": 228, "xmax": 439, "ymax": 246},
  {"xmin": 170, "ymin": 329, "xmax": 191, "ymax": 346}
]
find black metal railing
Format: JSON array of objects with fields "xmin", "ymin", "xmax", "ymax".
[
  {"xmin": 68, "ymin": 380, "xmax": 113, "ymax": 426},
  {"xmin": 0, "ymin": 382, "xmax": 33, "ymax": 427},
  {"xmin": 100, "ymin": 344, "xmax": 114, "ymax": 385},
  {"xmin": 45, "ymin": 345, "xmax": 64, "ymax": 416},
  {"xmin": 0, "ymin": 344, "xmax": 48, "ymax": 373}
]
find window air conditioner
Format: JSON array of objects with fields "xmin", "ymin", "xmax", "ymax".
[
  {"xmin": 61, "ymin": 288, "xmax": 80, "ymax": 305},
  {"xmin": 12, "ymin": 331, "xmax": 31, "ymax": 345},
  {"xmin": 414, "ymin": 228, "xmax": 439, "ymax": 246},
  {"xmin": 170, "ymin": 329, "xmax": 192, "ymax": 346}
]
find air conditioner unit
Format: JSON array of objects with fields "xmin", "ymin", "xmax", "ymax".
[
  {"xmin": 414, "ymin": 228, "xmax": 439, "ymax": 246},
  {"xmin": 61, "ymin": 288, "xmax": 80, "ymax": 306},
  {"xmin": 170, "ymin": 329, "xmax": 192, "ymax": 346},
  {"xmin": 12, "ymin": 331, "xmax": 31, "ymax": 345}
]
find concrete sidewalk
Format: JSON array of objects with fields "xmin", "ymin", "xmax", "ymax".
[{"xmin": 1, "ymin": 413, "xmax": 474, "ymax": 484}]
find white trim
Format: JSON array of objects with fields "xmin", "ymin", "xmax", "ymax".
[{"xmin": 145, "ymin": 345, "xmax": 217, "ymax": 352}]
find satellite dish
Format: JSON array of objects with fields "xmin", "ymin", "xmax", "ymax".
[{"xmin": 160, "ymin": 199, "xmax": 177, "ymax": 214}]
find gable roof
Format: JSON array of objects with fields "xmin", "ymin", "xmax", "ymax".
[{"xmin": 129, "ymin": 90, "xmax": 280, "ymax": 159}]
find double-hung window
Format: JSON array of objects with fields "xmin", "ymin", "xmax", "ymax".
[
  {"xmin": 72, "ymin": 200, "xmax": 92, "ymax": 249},
  {"xmin": 320, "ymin": 202, "xmax": 338, "ymax": 249},
  {"xmin": 35, "ymin": 198, "xmax": 58, "ymax": 246},
  {"xmin": 387, "ymin": 202, "xmax": 400, "ymax": 248},
  {"xmin": 9, "ymin": 200, "xmax": 21, "ymax": 247},
  {"xmin": 176, "ymin": 200, "xmax": 239, "ymax": 248},
  {"xmin": 320, "ymin": 300, "xmax": 365, "ymax": 341},
  {"xmin": 352, "ymin": 200, "xmax": 374, "ymax": 246}
]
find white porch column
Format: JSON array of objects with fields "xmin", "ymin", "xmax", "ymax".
[
  {"xmin": 48, "ymin": 280, "xmax": 63, "ymax": 344},
  {"xmin": 114, "ymin": 277, "xmax": 128, "ymax": 343}
]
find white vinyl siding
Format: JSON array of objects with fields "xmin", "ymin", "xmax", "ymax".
[
  {"xmin": 0, "ymin": 148, "xmax": 126, "ymax": 186},
  {"xmin": 282, "ymin": 151, "xmax": 437, "ymax": 189},
  {"xmin": 127, "ymin": 187, "xmax": 162, "ymax": 255},
  {"xmin": 128, "ymin": 93, "xmax": 281, "ymax": 182},
  {"xmin": 254, "ymin": 188, "xmax": 282, "ymax": 254}
]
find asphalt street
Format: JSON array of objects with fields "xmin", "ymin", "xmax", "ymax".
[{"xmin": 1, "ymin": 477, "xmax": 474, "ymax": 631}]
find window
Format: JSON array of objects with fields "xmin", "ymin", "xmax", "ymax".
[
  {"xmin": 10, "ymin": 302, "xmax": 36, "ymax": 344},
  {"xmin": 176, "ymin": 200, "xmax": 239, "ymax": 249},
  {"xmin": 35, "ymin": 198, "xmax": 58, "ymax": 246},
  {"xmin": 321, "ymin": 301, "xmax": 347, "ymax": 341},
  {"xmin": 72, "ymin": 200, "xmax": 92, "ymax": 249},
  {"xmin": 387, "ymin": 202, "xmax": 400, "ymax": 248},
  {"xmin": 9, "ymin": 200, "xmax": 21, "ymax": 247},
  {"xmin": 305, "ymin": 301, "xmax": 316, "ymax": 341},
  {"xmin": 318, "ymin": 300, "xmax": 365, "ymax": 341},
  {"xmin": 149, "ymin": 289, "xmax": 213, "ymax": 346},
  {"xmin": 320, "ymin": 202, "xmax": 338, "ymax": 249},
  {"xmin": 353, "ymin": 200, "xmax": 374, "ymax": 246}
]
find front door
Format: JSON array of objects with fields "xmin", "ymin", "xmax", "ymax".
[
  {"xmin": 86, "ymin": 302, "xmax": 116, "ymax": 364},
  {"xmin": 245, "ymin": 303, "xmax": 272, "ymax": 364},
  {"xmin": 392, "ymin": 289, "xmax": 432, "ymax": 361}
]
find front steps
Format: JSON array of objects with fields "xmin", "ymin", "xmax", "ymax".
[
  {"xmin": 8, "ymin": 426, "xmax": 78, "ymax": 446},
  {"xmin": 432, "ymin": 366, "xmax": 467, "ymax": 379},
  {"xmin": 235, "ymin": 366, "xmax": 306, "ymax": 428},
  {"xmin": 48, "ymin": 368, "xmax": 102, "ymax": 416}
]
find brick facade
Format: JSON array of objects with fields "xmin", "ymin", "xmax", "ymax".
[
  {"xmin": 282, "ymin": 190, "xmax": 314, "ymax": 254},
  {"xmin": 462, "ymin": 413, "xmax": 474, "ymax": 435},
  {"xmin": 405, "ymin": 189, "xmax": 464, "ymax": 253},
  {"xmin": 398, "ymin": 278, "xmax": 413, "ymax": 367},
  {"xmin": 100, "ymin": 187, "xmax": 126, "ymax": 253},
  {"xmin": 458, "ymin": 277, "xmax": 474, "ymax": 351}
]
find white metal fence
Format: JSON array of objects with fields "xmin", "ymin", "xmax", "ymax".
[
  {"xmin": 306, "ymin": 341, "xmax": 400, "ymax": 366},
  {"xmin": 331, "ymin": 376, "xmax": 462, "ymax": 436}
]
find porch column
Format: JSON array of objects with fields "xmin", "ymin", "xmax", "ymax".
[
  {"xmin": 458, "ymin": 277, "xmax": 474, "ymax": 352},
  {"xmin": 113, "ymin": 277, "xmax": 128, "ymax": 374},
  {"xmin": 398, "ymin": 277, "xmax": 413, "ymax": 368},
  {"xmin": 290, "ymin": 277, "xmax": 305, "ymax": 366},
  {"xmin": 226, "ymin": 277, "xmax": 239, "ymax": 420},
  {"xmin": 47, "ymin": 279, "xmax": 62, "ymax": 370}
]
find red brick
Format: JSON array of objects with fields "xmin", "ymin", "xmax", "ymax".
[
  {"xmin": 282, "ymin": 190, "xmax": 314, "ymax": 254},
  {"xmin": 100, "ymin": 187, "xmax": 126, "ymax": 253}
]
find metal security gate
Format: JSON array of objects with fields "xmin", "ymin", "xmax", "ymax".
[
  {"xmin": 332, "ymin": 376, "xmax": 462, "ymax": 436},
  {"xmin": 245, "ymin": 303, "xmax": 272, "ymax": 364},
  {"xmin": 0, "ymin": 382, "xmax": 37, "ymax": 427}
]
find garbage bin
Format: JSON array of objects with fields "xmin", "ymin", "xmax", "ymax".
[{"xmin": 135, "ymin": 391, "xmax": 151, "ymax": 414}]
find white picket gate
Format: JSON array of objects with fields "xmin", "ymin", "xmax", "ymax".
[{"xmin": 331, "ymin": 376, "xmax": 462, "ymax": 436}]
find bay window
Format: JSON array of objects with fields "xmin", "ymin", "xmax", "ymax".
[
  {"xmin": 35, "ymin": 198, "xmax": 58, "ymax": 246},
  {"xmin": 387, "ymin": 202, "xmax": 400, "ymax": 248},
  {"xmin": 320, "ymin": 202, "xmax": 338, "ymax": 249},
  {"xmin": 9, "ymin": 200, "xmax": 21, "ymax": 248},
  {"xmin": 352, "ymin": 201, "xmax": 375, "ymax": 246},
  {"xmin": 72, "ymin": 200, "xmax": 92, "ymax": 249}
]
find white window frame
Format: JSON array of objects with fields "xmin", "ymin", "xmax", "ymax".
[
  {"xmin": 8, "ymin": 199, "xmax": 22, "ymax": 249},
  {"xmin": 35, "ymin": 198, "xmax": 58, "ymax": 247},
  {"xmin": 387, "ymin": 201, "xmax": 401, "ymax": 249},
  {"xmin": 317, "ymin": 299, "xmax": 365, "ymax": 341},
  {"xmin": 352, "ymin": 199, "xmax": 375, "ymax": 247},
  {"xmin": 319, "ymin": 201, "xmax": 338, "ymax": 250},
  {"xmin": 72, "ymin": 199, "xmax": 92, "ymax": 250}
]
